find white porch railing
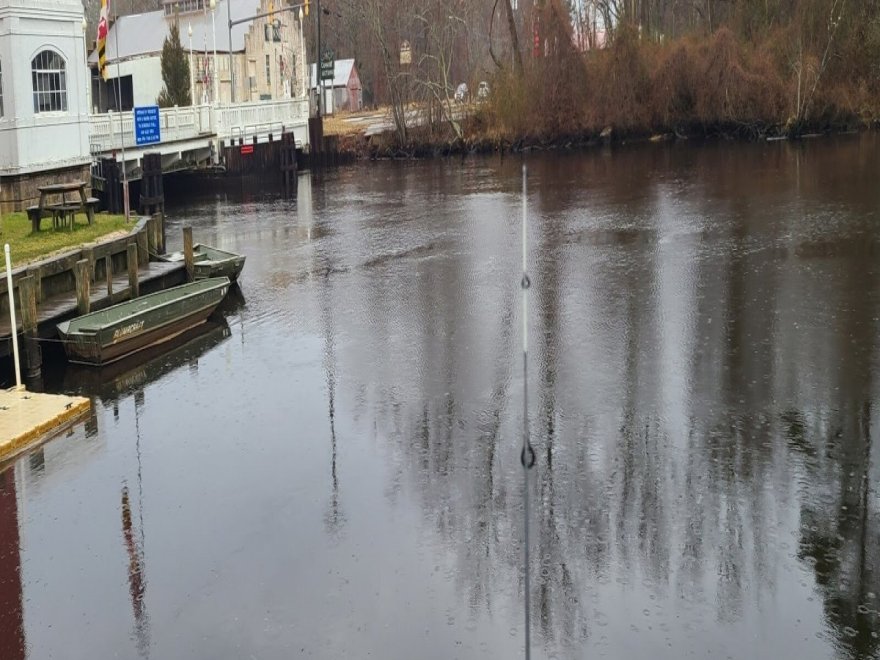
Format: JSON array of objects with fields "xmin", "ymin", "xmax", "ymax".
[
  {"xmin": 214, "ymin": 99, "xmax": 309, "ymax": 142},
  {"xmin": 89, "ymin": 99, "xmax": 309, "ymax": 155},
  {"xmin": 90, "ymin": 105, "xmax": 213, "ymax": 153}
]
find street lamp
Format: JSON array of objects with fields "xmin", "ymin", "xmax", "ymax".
[
  {"xmin": 210, "ymin": 0, "xmax": 218, "ymax": 104},
  {"xmin": 188, "ymin": 23, "xmax": 195, "ymax": 106}
]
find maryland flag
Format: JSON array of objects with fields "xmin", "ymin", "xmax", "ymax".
[{"xmin": 97, "ymin": 0, "xmax": 109, "ymax": 81}]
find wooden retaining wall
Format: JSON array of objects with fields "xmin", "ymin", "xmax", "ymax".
[{"xmin": 0, "ymin": 214, "xmax": 164, "ymax": 318}]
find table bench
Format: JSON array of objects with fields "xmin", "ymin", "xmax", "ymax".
[
  {"xmin": 48, "ymin": 203, "xmax": 83, "ymax": 230},
  {"xmin": 29, "ymin": 182, "xmax": 100, "ymax": 232}
]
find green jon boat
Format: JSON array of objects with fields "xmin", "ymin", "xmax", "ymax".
[
  {"xmin": 57, "ymin": 277, "xmax": 230, "ymax": 366},
  {"xmin": 159, "ymin": 244, "xmax": 246, "ymax": 282}
]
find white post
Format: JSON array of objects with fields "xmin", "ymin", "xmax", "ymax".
[
  {"xmin": 188, "ymin": 24, "xmax": 195, "ymax": 106},
  {"xmin": 4, "ymin": 244, "xmax": 22, "ymax": 390}
]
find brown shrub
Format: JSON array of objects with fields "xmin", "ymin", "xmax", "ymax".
[
  {"xmin": 651, "ymin": 42, "xmax": 697, "ymax": 127},
  {"xmin": 587, "ymin": 23, "xmax": 652, "ymax": 131},
  {"xmin": 691, "ymin": 28, "xmax": 786, "ymax": 124}
]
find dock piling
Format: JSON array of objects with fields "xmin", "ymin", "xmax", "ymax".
[
  {"xmin": 127, "ymin": 244, "xmax": 139, "ymax": 298},
  {"xmin": 183, "ymin": 227, "xmax": 194, "ymax": 282},
  {"xmin": 140, "ymin": 153, "xmax": 165, "ymax": 218},
  {"xmin": 136, "ymin": 228, "xmax": 149, "ymax": 268},
  {"xmin": 74, "ymin": 260, "xmax": 90, "ymax": 316},
  {"xmin": 106, "ymin": 255, "xmax": 113, "ymax": 299},
  {"xmin": 18, "ymin": 275, "xmax": 41, "ymax": 379},
  {"xmin": 147, "ymin": 215, "xmax": 157, "ymax": 256},
  {"xmin": 281, "ymin": 132, "xmax": 297, "ymax": 197}
]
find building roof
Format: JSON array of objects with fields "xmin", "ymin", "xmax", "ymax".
[
  {"xmin": 88, "ymin": 0, "xmax": 255, "ymax": 65},
  {"xmin": 308, "ymin": 59, "xmax": 357, "ymax": 90}
]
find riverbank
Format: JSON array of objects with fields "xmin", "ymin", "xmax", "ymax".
[
  {"xmin": 332, "ymin": 115, "xmax": 876, "ymax": 162},
  {"xmin": 329, "ymin": 22, "xmax": 880, "ymax": 160}
]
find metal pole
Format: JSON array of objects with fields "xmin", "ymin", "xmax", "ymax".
[
  {"xmin": 4, "ymin": 244, "xmax": 22, "ymax": 390},
  {"xmin": 212, "ymin": 5, "xmax": 218, "ymax": 104},
  {"xmin": 228, "ymin": 0, "xmax": 234, "ymax": 103},
  {"xmin": 520, "ymin": 163, "xmax": 534, "ymax": 660},
  {"xmin": 188, "ymin": 24, "xmax": 195, "ymax": 106},
  {"xmin": 113, "ymin": 10, "xmax": 130, "ymax": 219},
  {"xmin": 316, "ymin": 0, "xmax": 322, "ymax": 117},
  {"xmin": 299, "ymin": 9, "xmax": 306, "ymax": 98}
]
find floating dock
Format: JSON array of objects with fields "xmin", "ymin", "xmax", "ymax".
[{"xmin": 0, "ymin": 388, "xmax": 90, "ymax": 461}]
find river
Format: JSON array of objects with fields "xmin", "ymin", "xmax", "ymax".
[{"xmin": 2, "ymin": 134, "xmax": 880, "ymax": 659}]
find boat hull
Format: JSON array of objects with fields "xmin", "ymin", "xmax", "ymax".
[
  {"xmin": 159, "ymin": 244, "xmax": 246, "ymax": 282},
  {"xmin": 58, "ymin": 278, "xmax": 229, "ymax": 366},
  {"xmin": 194, "ymin": 255, "xmax": 246, "ymax": 282}
]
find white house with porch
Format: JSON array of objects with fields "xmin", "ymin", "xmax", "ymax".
[{"xmin": 0, "ymin": 0, "xmax": 91, "ymax": 211}]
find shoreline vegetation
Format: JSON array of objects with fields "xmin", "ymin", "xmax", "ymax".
[{"xmin": 319, "ymin": 0, "xmax": 879, "ymax": 159}]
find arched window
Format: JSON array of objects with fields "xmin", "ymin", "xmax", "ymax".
[{"xmin": 32, "ymin": 50, "xmax": 68, "ymax": 113}]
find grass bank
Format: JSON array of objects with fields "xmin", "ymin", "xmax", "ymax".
[{"xmin": 1, "ymin": 212, "xmax": 130, "ymax": 267}]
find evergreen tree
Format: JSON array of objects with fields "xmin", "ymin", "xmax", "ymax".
[{"xmin": 157, "ymin": 17, "xmax": 191, "ymax": 107}]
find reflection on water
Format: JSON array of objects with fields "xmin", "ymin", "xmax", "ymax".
[
  {"xmin": 56, "ymin": 318, "xmax": 233, "ymax": 403},
  {"xmin": 3, "ymin": 135, "xmax": 880, "ymax": 658}
]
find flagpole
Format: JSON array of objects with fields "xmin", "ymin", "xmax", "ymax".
[{"xmin": 112, "ymin": 2, "xmax": 130, "ymax": 220}]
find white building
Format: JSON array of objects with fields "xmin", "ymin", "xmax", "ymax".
[
  {"xmin": 0, "ymin": 0, "xmax": 92, "ymax": 211},
  {"xmin": 89, "ymin": 0, "xmax": 308, "ymax": 111}
]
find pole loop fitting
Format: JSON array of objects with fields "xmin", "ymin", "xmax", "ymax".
[
  {"xmin": 521, "ymin": 274, "xmax": 531, "ymax": 290},
  {"xmin": 521, "ymin": 444, "xmax": 536, "ymax": 469}
]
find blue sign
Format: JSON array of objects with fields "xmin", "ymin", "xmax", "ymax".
[{"xmin": 134, "ymin": 106, "xmax": 161, "ymax": 146}]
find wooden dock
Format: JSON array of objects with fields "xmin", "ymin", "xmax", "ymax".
[
  {"xmin": 0, "ymin": 260, "xmax": 185, "ymax": 359},
  {"xmin": 0, "ymin": 388, "xmax": 90, "ymax": 459}
]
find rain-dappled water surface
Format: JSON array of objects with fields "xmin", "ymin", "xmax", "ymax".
[{"xmin": 3, "ymin": 135, "xmax": 880, "ymax": 659}]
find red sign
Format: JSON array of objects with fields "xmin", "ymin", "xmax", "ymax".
[{"xmin": 240, "ymin": 144, "xmax": 254, "ymax": 155}]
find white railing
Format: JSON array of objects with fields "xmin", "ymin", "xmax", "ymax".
[
  {"xmin": 89, "ymin": 105, "xmax": 213, "ymax": 153},
  {"xmin": 89, "ymin": 99, "xmax": 309, "ymax": 154},
  {"xmin": 215, "ymin": 98, "xmax": 309, "ymax": 142}
]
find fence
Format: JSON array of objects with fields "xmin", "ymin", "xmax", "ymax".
[
  {"xmin": 89, "ymin": 100, "xmax": 309, "ymax": 154},
  {"xmin": 89, "ymin": 105, "xmax": 213, "ymax": 153}
]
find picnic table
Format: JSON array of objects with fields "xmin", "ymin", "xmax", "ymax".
[{"xmin": 27, "ymin": 181, "xmax": 100, "ymax": 232}]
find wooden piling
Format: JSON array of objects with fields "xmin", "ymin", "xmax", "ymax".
[
  {"xmin": 18, "ymin": 275, "xmax": 41, "ymax": 379},
  {"xmin": 147, "ymin": 215, "xmax": 158, "ymax": 256},
  {"xmin": 140, "ymin": 153, "xmax": 165, "ymax": 218},
  {"xmin": 27, "ymin": 266, "xmax": 42, "ymax": 303},
  {"xmin": 102, "ymin": 158, "xmax": 122, "ymax": 215},
  {"xmin": 127, "ymin": 243, "xmax": 139, "ymax": 298},
  {"xmin": 136, "ymin": 227, "xmax": 149, "ymax": 267},
  {"xmin": 106, "ymin": 255, "xmax": 113, "ymax": 299},
  {"xmin": 281, "ymin": 132, "xmax": 297, "ymax": 197},
  {"xmin": 83, "ymin": 246, "xmax": 95, "ymax": 282},
  {"xmin": 74, "ymin": 259, "xmax": 90, "ymax": 316},
  {"xmin": 183, "ymin": 227, "xmax": 194, "ymax": 282}
]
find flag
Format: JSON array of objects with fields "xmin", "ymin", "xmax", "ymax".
[{"xmin": 97, "ymin": 0, "xmax": 109, "ymax": 81}]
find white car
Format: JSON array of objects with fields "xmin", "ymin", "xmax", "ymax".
[{"xmin": 454, "ymin": 83, "xmax": 469, "ymax": 103}]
